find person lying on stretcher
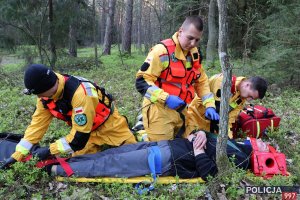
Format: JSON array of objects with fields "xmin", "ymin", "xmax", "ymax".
[{"xmin": 48, "ymin": 131, "xmax": 276, "ymax": 181}]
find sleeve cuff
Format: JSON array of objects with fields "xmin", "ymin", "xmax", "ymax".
[
  {"xmin": 205, "ymin": 102, "xmax": 216, "ymax": 109},
  {"xmin": 145, "ymin": 86, "xmax": 169, "ymax": 104},
  {"xmin": 11, "ymin": 151, "xmax": 25, "ymax": 161},
  {"xmin": 49, "ymin": 143, "xmax": 60, "ymax": 155},
  {"xmin": 158, "ymin": 91, "xmax": 169, "ymax": 104}
]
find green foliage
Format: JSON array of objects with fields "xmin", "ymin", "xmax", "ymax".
[
  {"xmin": 16, "ymin": 46, "xmax": 38, "ymax": 64},
  {"xmin": 207, "ymin": 158, "xmax": 248, "ymax": 200},
  {"xmin": 0, "ymin": 158, "xmax": 51, "ymax": 199},
  {"xmin": 252, "ymin": 0, "xmax": 300, "ymax": 85},
  {"xmin": 56, "ymin": 56, "xmax": 99, "ymax": 71}
]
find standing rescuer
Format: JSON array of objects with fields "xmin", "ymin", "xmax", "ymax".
[
  {"xmin": 135, "ymin": 16, "xmax": 219, "ymax": 141},
  {"xmin": 1, "ymin": 64, "xmax": 136, "ymax": 168}
]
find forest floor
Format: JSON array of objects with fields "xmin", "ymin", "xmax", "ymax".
[{"xmin": 0, "ymin": 47, "xmax": 299, "ymax": 199}]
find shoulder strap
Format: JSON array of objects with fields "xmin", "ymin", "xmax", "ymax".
[
  {"xmin": 160, "ymin": 38, "xmax": 175, "ymax": 47},
  {"xmin": 63, "ymin": 76, "xmax": 81, "ymax": 103},
  {"xmin": 41, "ymin": 98, "xmax": 53, "ymax": 109}
]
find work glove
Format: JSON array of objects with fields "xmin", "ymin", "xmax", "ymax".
[
  {"xmin": 0, "ymin": 157, "xmax": 17, "ymax": 170},
  {"xmin": 205, "ymin": 107, "xmax": 220, "ymax": 121},
  {"xmin": 31, "ymin": 146, "xmax": 51, "ymax": 161},
  {"xmin": 165, "ymin": 95, "xmax": 186, "ymax": 110}
]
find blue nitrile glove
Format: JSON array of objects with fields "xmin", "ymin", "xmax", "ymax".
[
  {"xmin": 165, "ymin": 95, "xmax": 186, "ymax": 110},
  {"xmin": 31, "ymin": 146, "xmax": 51, "ymax": 161},
  {"xmin": 205, "ymin": 107, "xmax": 220, "ymax": 121}
]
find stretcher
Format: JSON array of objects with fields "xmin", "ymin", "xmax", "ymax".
[{"xmin": 56, "ymin": 176, "xmax": 205, "ymax": 184}]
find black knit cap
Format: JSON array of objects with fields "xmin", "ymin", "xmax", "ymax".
[{"xmin": 24, "ymin": 64, "xmax": 57, "ymax": 95}]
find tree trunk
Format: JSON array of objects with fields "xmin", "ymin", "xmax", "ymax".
[
  {"xmin": 48, "ymin": 0, "xmax": 56, "ymax": 68},
  {"xmin": 68, "ymin": 24, "xmax": 77, "ymax": 57},
  {"xmin": 207, "ymin": 1, "xmax": 232, "ymax": 198},
  {"xmin": 206, "ymin": 0, "xmax": 218, "ymax": 67},
  {"xmin": 68, "ymin": 0, "xmax": 79, "ymax": 57},
  {"xmin": 144, "ymin": 6, "xmax": 152, "ymax": 54},
  {"xmin": 216, "ymin": 0, "xmax": 231, "ymax": 171},
  {"xmin": 103, "ymin": 0, "xmax": 116, "ymax": 55},
  {"xmin": 137, "ymin": 0, "xmax": 143, "ymax": 53},
  {"xmin": 93, "ymin": 0, "xmax": 99, "ymax": 67},
  {"xmin": 121, "ymin": 0, "xmax": 133, "ymax": 54},
  {"xmin": 146, "ymin": 0, "xmax": 162, "ymax": 41},
  {"xmin": 100, "ymin": 0, "xmax": 107, "ymax": 45}
]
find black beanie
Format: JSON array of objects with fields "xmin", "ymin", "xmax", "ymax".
[{"xmin": 24, "ymin": 64, "xmax": 58, "ymax": 95}]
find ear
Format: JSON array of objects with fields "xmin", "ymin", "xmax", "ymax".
[
  {"xmin": 178, "ymin": 27, "xmax": 183, "ymax": 34},
  {"xmin": 245, "ymin": 82, "xmax": 252, "ymax": 89}
]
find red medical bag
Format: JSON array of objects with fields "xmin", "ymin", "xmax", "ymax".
[
  {"xmin": 233, "ymin": 105, "xmax": 281, "ymax": 138},
  {"xmin": 250, "ymin": 138, "xmax": 288, "ymax": 178}
]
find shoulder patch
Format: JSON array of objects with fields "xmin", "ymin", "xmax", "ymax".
[
  {"xmin": 140, "ymin": 62, "xmax": 150, "ymax": 71},
  {"xmin": 74, "ymin": 114, "xmax": 87, "ymax": 126}
]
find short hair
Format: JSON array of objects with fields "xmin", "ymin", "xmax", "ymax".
[
  {"xmin": 248, "ymin": 76, "xmax": 268, "ymax": 99},
  {"xmin": 181, "ymin": 16, "xmax": 204, "ymax": 32}
]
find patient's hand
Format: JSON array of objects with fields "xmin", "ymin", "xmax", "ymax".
[
  {"xmin": 188, "ymin": 131, "xmax": 207, "ymax": 156},
  {"xmin": 193, "ymin": 131, "xmax": 207, "ymax": 150}
]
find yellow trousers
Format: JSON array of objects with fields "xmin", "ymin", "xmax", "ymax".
[
  {"xmin": 142, "ymin": 98, "xmax": 184, "ymax": 141},
  {"xmin": 184, "ymin": 96, "xmax": 210, "ymax": 138},
  {"xmin": 73, "ymin": 106, "xmax": 137, "ymax": 156}
]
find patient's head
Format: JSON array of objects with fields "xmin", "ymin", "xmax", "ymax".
[
  {"xmin": 244, "ymin": 138, "xmax": 269, "ymax": 152},
  {"xmin": 255, "ymin": 138, "xmax": 269, "ymax": 152}
]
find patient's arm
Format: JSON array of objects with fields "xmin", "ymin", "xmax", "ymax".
[
  {"xmin": 194, "ymin": 152, "xmax": 218, "ymax": 180},
  {"xmin": 190, "ymin": 131, "xmax": 216, "ymax": 180}
]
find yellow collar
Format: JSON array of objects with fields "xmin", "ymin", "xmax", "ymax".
[
  {"xmin": 235, "ymin": 77, "xmax": 246, "ymax": 93},
  {"xmin": 51, "ymin": 73, "xmax": 65, "ymax": 101},
  {"xmin": 172, "ymin": 32, "xmax": 187, "ymax": 60}
]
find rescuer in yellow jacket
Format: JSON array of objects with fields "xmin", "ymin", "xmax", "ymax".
[
  {"xmin": 136, "ymin": 16, "xmax": 218, "ymax": 141},
  {"xmin": 5, "ymin": 64, "xmax": 136, "ymax": 165},
  {"xmin": 185, "ymin": 74, "xmax": 268, "ymax": 138}
]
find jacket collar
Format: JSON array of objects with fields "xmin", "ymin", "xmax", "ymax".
[
  {"xmin": 51, "ymin": 73, "xmax": 65, "ymax": 101},
  {"xmin": 235, "ymin": 76, "xmax": 246, "ymax": 95}
]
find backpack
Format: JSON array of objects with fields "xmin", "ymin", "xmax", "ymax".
[{"xmin": 233, "ymin": 105, "xmax": 281, "ymax": 138}]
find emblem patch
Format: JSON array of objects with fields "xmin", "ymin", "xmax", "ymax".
[{"xmin": 74, "ymin": 114, "xmax": 87, "ymax": 126}]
